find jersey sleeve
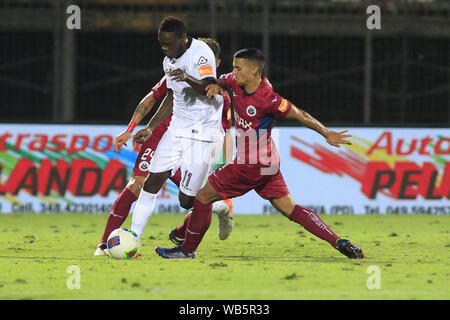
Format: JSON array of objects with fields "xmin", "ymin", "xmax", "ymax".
[
  {"xmin": 192, "ymin": 44, "xmax": 216, "ymax": 80},
  {"xmin": 221, "ymin": 91, "xmax": 233, "ymax": 130},
  {"xmin": 270, "ymin": 92, "xmax": 292, "ymax": 118},
  {"xmin": 151, "ymin": 76, "xmax": 168, "ymax": 100},
  {"xmin": 219, "ymin": 73, "xmax": 237, "ymax": 90}
]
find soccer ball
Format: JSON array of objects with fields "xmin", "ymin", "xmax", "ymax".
[{"xmin": 107, "ymin": 228, "xmax": 140, "ymax": 259}]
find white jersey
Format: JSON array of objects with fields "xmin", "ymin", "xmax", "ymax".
[{"xmin": 163, "ymin": 38, "xmax": 223, "ymax": 142}]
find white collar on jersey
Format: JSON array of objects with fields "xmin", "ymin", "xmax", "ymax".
[{"xmin": 170, "ymin": 37, "xmax": 193, "ymax": 63}]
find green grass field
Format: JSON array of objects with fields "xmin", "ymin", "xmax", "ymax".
[{"xmin": 0, "ymin": 213, "xmax": 448, "ymax": 300}]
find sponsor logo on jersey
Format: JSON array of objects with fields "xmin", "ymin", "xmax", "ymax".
[
  {"xmin": 197, "ymin": 65, "xmax": 214, "ymax": 77},
  {"xmin": 197, "ymin": 56, "xmax": 208, "ymax": 65},
  {"xmin": 235, "ymin": 112, "xmax": 252, "ymax": 129},
  {"xmin": 277, "ymin": 98, "xmax": 289, "ymax": 113}
]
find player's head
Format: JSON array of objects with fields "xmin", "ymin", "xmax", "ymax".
[
  {"xmin": 232, "ymin": 48, "xmax": 265, "ymax": 86},
  {"xmin": 158, "ymin": 16, "xmax": 188, "ymax": 59},
  {"xmin": 198, "ymin": 37, "xmax": 221, "ymax": 68}
]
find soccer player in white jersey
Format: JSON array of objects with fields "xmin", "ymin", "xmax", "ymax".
[
  {"xmin": 128, "ymin": 17, "xmax": 228, "ymax": 239},
  {"xmin": 94, "ymin": 37, "xmax": 233, "ymax": 256}
]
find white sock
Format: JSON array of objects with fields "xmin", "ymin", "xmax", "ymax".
[
  {"xmin": 131, "ymin": 190, "xmax": 158, "ymax": 238},
  {"xmin": 212, "ymin": 200, "xmax": 229, "ymax": 216}
]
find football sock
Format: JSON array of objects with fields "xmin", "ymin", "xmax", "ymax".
[
  {"xmin": 181, "ymin": 199, "xmax": 212, "ymax": 254},
  {"xmin": 100, "ymin": 188, "xmax": 137, "ymax": 244},
  {"xmin": 169, "ymin": 169, "xmax": 182, "ymax": 187},
  {"xmin": 130, "ymin": 189, "xmax": 158, "ymax": 238},
  {"xmin": 212, "ymin": 200, "xmax": 229, "ymax": 215},
  {"xmin": 289, "ymin": 205, "xmax": 340, "ymax": 247},
  {"xmin": 174, "ymin": 211, "xmax": 192, "ymax": 240},
  {"xmin": 174, "ymin": 200, "xmax": 230, "ymax": 240}
]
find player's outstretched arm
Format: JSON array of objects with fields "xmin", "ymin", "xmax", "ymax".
[
  {"xmin": 285, "ymin": 104, "xmax": 352, "ymax": 148},
  {"xmin": 168, "ymin": 68, "xmax": 216, "ymax": 96},
  {"xmin": 133, "ymin": 91, "xmax": 174, "ymax": 145},
  {"xmin": 114, "ymin": 91, "xmax": 159, "ymax": 152}
]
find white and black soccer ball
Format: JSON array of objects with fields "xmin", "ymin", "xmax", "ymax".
[{"xmin": 107, "ymin": 228, "xmax": 140, "ymax": 259}]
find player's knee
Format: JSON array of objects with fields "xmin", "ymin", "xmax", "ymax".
[
  {"xmin": 179, "ymin": 195, "xmax": 194, "ymax": 210},
  {"xmin": 143, "ymin": 179, "xmax": 160, "ymax": 194},
  {"xmin": 143, "ymin": 172, "xmax": 169, "ymax": 193},
  {"xmin": 270, "ymin": 195, "xmax": 295, "ymax": 218},
  {"xmin": 179, "ymin": 200, "xmax": 193, "ymax": 210}
]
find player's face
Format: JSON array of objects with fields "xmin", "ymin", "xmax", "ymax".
[
  {"xmin": 158, "ymin": 31, "xmax": 186, "ymax": 59},
  {"xmin": 232, "ymin": 58, "xmax": 254, "ymax": 86}
]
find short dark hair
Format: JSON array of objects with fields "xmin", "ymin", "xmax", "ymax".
[
  {"xmin": 233, "ymin": 48, "xmax": 265, "ymax": 72},
  {"xmin": 159, "ymin": 16, "xmax": 186, "ymax": 38},
  {"xmin": 198, "ymin": 37, "xmax": 220, "ymax": 59}
]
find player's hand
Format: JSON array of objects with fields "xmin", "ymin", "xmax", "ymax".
[
  {"xmin": 133, "ymin": 127, "xmax": 152, "ymax": 145},
  {"xmin": 168, "ymin": 68, "xmax": 187, "ymax": 82},
  {"xmin": 114, "ymin": 130, "xmax": 131, "ymax": 152},
  {"xmin": 205, "ymin": 83, "xmax": 223, "ymax": 99},
  {"xmin": 325, "ymin": 130, "xmax": 352, "ymax": 148}
]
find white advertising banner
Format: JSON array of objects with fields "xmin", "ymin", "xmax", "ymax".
[
  {"xmin": 233, "ymin": 127, "xmax": 449, "ymax": 214},
  {"xmin": 0, "ymin": 124, "xmax": 448, "ymax": 214}
]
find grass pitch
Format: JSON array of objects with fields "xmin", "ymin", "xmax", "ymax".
[{"xmin": 0, "ymin": 213, "xmax": 448, "ymax": 300}]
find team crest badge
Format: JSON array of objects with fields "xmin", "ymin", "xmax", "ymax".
[
  {"xmin": 139, "ymin": 161, "xmax": 150, "ymax": 172},
  {"xmin": 246, "ymin": 105, "xmax": 257, "ymax": 117}
]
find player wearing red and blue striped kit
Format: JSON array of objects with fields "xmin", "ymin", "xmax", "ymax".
[{"xmin": 156, "ymin": 48, "xmax": 364, "ymax": 260}]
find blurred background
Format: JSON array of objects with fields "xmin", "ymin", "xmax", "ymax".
[{"xmin": 0, "ymin": 0, "xmax": 449, "ymax": 126}]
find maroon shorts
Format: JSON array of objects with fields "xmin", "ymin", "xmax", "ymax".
[
  {"xmin": 208, "ymin": 162, "xmax": 290, "ymax": 200},
  {"xmin": 132, "ymin": 125, "xmax": 168, "ymax": 177}
]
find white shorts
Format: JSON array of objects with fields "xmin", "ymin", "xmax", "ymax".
[{"xmin": 149, "ymin": 128, "xmax": 224, "ymax": 196}]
